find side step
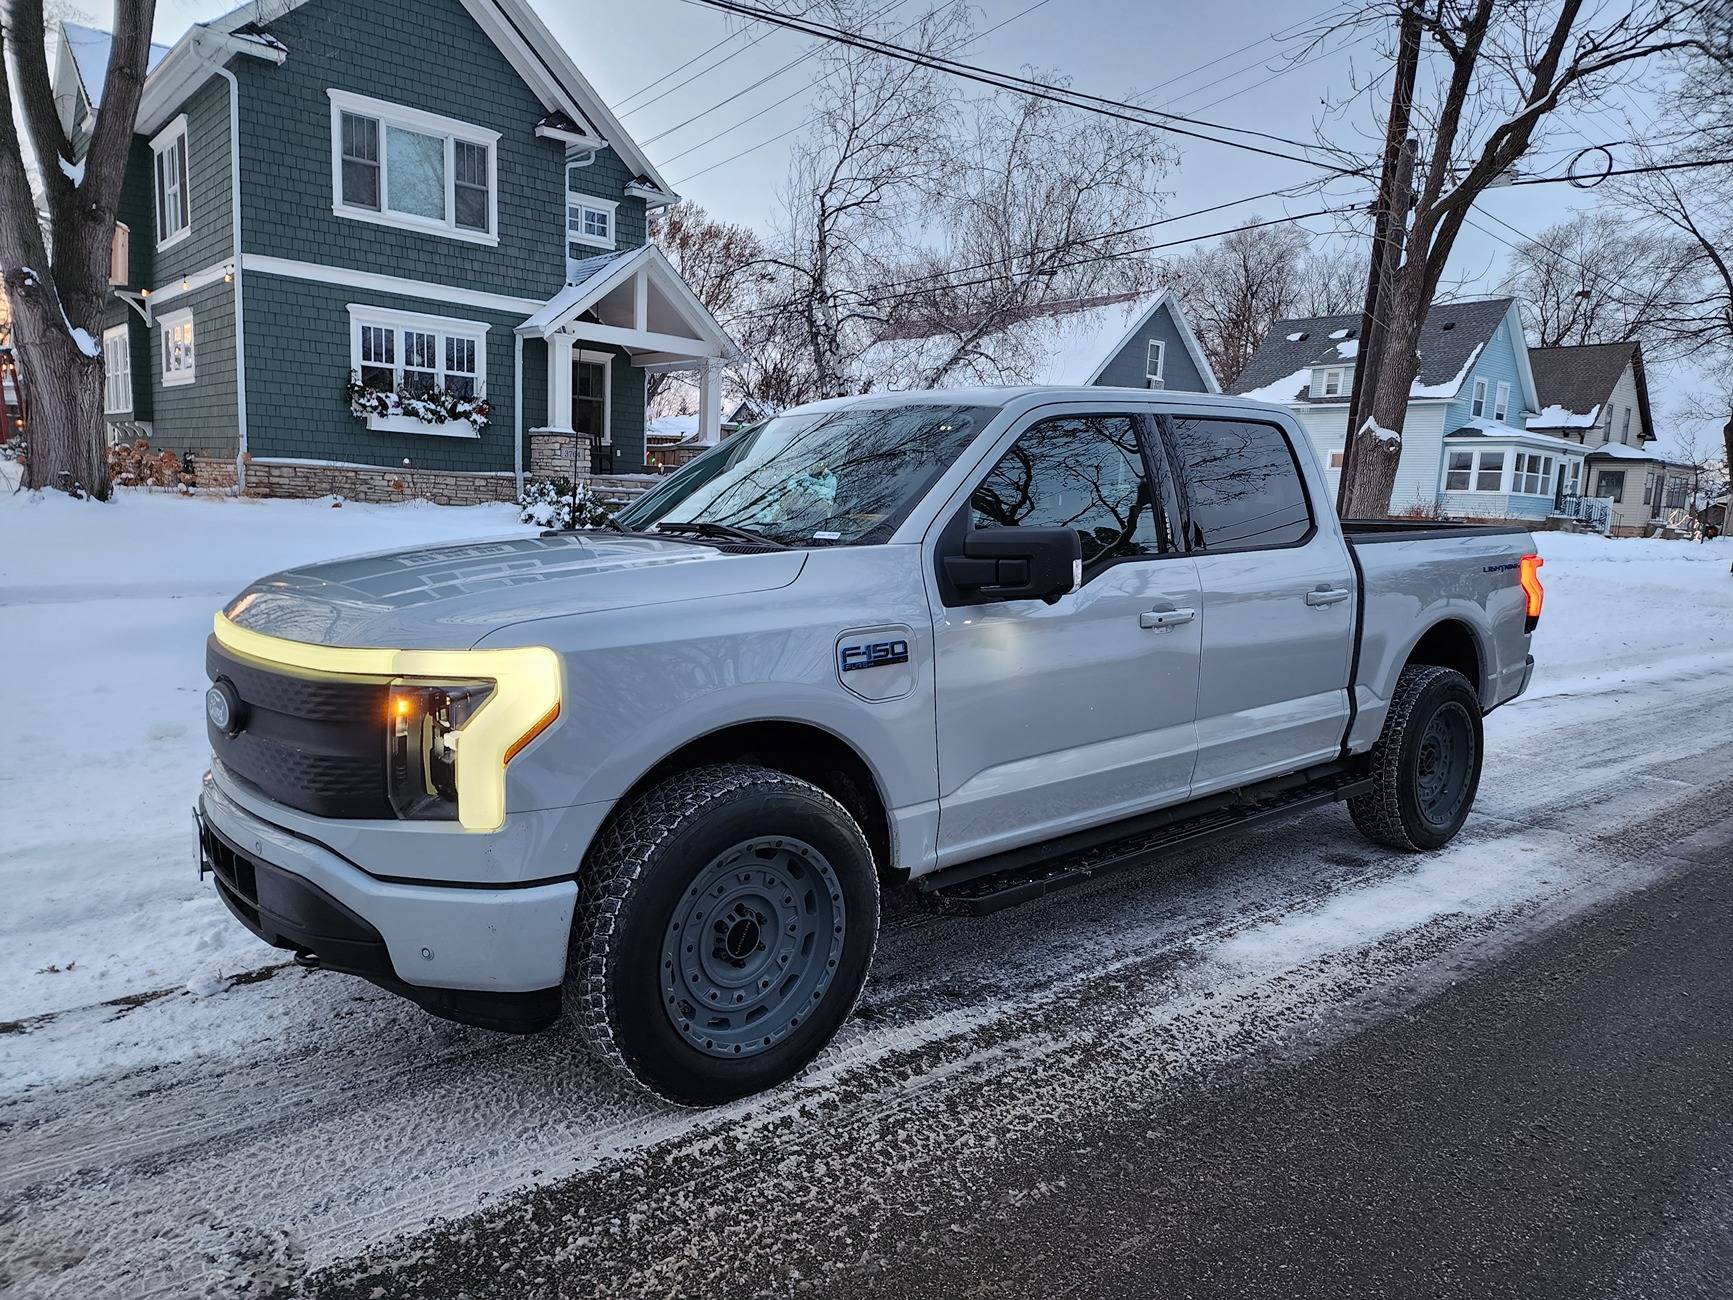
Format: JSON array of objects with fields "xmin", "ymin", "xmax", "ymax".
[{"xmin": 917, "ymin": 766, "xmax": 1373, "ymax": 916}]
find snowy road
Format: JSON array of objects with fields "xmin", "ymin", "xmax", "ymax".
[
  {"xmin": 4, "ymin": 476, "xmax": 1732, "ymax": 1297},
  {"xmin": 4, "ymin": 648, "xmax": 1731, "ymax": 1297}
]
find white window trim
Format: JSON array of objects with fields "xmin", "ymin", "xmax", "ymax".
[
  {"xmin": 1318, "ymin": 367, "xmax": 1344, "ymax": 398},
  {"xmin": 102, "ymin": 323, "xmax": 132, "ymax": 413},
  {"xmin": 1495, "ymin": 381, "xmax": 1511, "ymax": 422},
  {"xmin": 573, "ymin": 347, "xmax": 613, "ymax": 446},
  {"xmin": 567, "ymin": 183, "xmax": 619, "ymax": 253},
  {"xmin": 1144, "ymin": 339, "xmax": 1165, "ymax": 385},
  {"xmin": 151, "ymin": 114, "xmax": 191, "ymax": 251},
  {"xmin": 328, "ymin": 89, "xmax": 500, "ymax": 247},
  {"xmin": 1470, "ymin": 377, "xmax": 1487, "ymax": 418},
  {"xmin": 158, "ymin": 307, "xmax": 195, "ymax": 386},
  {"xmin": 347, "ymin": 304, "xmax": 489, "ymax": 438},
  {"xmin": 1442, "ymin": 446, "xmax": 1507, "ymax": 494}
]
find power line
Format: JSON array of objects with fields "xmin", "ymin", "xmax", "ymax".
[
  {"xmin": 725, "ymin": 206, "xmax": 1358, "ymax": 325},
  {"xmin": 681, "ymin": 0, "xmax": 1371, "ymax": 176},
  {"xmin": 644, "ymin": 0, "xmax": 914, "ymax": 147},
  {"xmin": 615, "ymin": 24, "xmax": 767, "ymax": 111},
  {"xmin": 662, "ymin": 0, "xmax": 1052, "ymax": 170}
]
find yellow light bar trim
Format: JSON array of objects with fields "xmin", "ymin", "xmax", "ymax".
[{"xmin": 214, "ymin": 614, "xmax": 562, "ymax": 831}]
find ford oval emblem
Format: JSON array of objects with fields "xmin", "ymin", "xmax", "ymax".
[{"xmin": 206, "ymin": 679, "xmax": 243, "ymax": 735}]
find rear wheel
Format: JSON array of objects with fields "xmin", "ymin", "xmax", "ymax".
[
  {"xmin": 1349, "ymin": 665, "xmax": 1483, "ymax": 851},
  {"xmin": 569, "ymin": 763, "xmax": 879, "ymax": 1105}
]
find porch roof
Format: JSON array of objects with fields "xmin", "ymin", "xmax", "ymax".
[{"xmin": 515, "ymin": 244, "xmax": 741, "ymax": 366}]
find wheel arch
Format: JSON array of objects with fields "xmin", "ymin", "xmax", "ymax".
[
  {"xmin": 601, "ymin": 719, "xmax": 895, "ymax": 877},
  {"xmin": 1402, "ymin": 617, "xmax": 1487, "ymax": 699}
]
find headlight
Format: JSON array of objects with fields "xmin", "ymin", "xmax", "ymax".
[{"xmin": 387, "ymin": 679, "xmax": 494, "ymax": 820}]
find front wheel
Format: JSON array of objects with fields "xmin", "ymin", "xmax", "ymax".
[
  {"xmin": 569, "ymin": 763, "xmax": 880, "ymax": 1105},
  {"xmin": 1349, "ymin": 665, "xmax": 1484, "ymax": 851}
]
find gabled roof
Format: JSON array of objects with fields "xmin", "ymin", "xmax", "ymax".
[
  {"xmin": 516, "ymin": 243, "xmax": 741, "ymax": 360},
  {"xmin": 207, "ymin": 0, "xmax": 676, "ymax": 205},
  {"xmin": 1232, "ymin": 297, "xmax": 1520, "ymax": 406},
  {"xmin": 1527, "ymin": 341, "xmax": 1655, "ymax": 441},
  {"xmin": 60, "ymin": 21, "xmax": 170, "ymax": 111},
  {"xmin": 861, "ymin": 290, "xmax": 1220, "ymax": 392}
]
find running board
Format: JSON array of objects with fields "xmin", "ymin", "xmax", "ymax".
[{"xmin": 918, "ymin": 766, "xmax": 1374, "ymax": 916}]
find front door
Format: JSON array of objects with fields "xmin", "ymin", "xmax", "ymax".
[
  {"xmin": 1159, "ymin": 412, "xmax": 1356, "ymax": 794},
  {"xmin": 573, "ymin": 353, "xmax": 611, "ymax": 474},
  {"xmin": 929, "ymin": 409, "xmax": 1203, "ymax": 867}
]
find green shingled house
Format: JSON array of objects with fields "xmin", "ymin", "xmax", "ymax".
[{"xmin": 60, "ymin": 0, "xmax": 738, "ymax": 502}]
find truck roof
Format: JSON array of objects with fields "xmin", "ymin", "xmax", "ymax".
[{"xmin": 788, "ymin": 386, "xmax": 1287, "ymax": 417}]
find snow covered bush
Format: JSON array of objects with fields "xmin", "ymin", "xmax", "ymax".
[{"xmin": 519, "ymin": 476, "xmax": 620, "ymax": 530}]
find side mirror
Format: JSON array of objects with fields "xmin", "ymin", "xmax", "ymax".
[{"xmin": 943, "ymin": 527, "xmax": 1082, "ymax": 602}]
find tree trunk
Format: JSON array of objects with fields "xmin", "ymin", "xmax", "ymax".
[
  {"xmin": 6, "ymin": 272, "xmax": 110, "ymax": 498},
  {"xmin": 1342, "ymin": 276, "xmax": 1425, "ymax": 518}
]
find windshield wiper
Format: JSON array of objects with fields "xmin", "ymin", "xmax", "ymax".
[{"xmin": 653, "ymin": 520, "xmax": 790, "ymax": 550}]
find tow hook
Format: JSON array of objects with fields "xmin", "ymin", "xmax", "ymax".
[{"xmin": 293, "ymin": 949, "xmax": 323, "ymax": 970}]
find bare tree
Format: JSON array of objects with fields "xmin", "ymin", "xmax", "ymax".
[
  {"xmin": 648, "ymin": 200, "xmax": 769, "ymax": 409},
  {"xmin": 1160, "ymin": 223, "xmax": 1363, "ymax": 386},
  {"xmin": 865, "ymin": 87, "xmax": 1175, "ymax": 389},
  {"xmin": 3, "ymin": 0, "xmax": 156, "ymax": 498},
  {"xmin": 1334, "ymin": 0, "xmax": 1709, "ymax": 517},
  {"xmin": 1501, "ymin": 209, "xmax": 1697, "ymax": 353},
  {"xmin": 746, "ymin": 3, "xmax": 965, "ymax": 405}
]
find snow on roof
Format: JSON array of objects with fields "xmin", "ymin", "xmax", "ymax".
[
  {"xmin": 1240, "ymin": 366, "xmax": 1312, "ymax": 405},
  {"xmin": 1335, "ymin": 339, "xmax": 1358, "ymax": 359},
  {"xmin": 647, "ymin": 413, "xmax": 700, "ymax": 445},
  {"xmin": 1031, "ymin": 296, "xmax": 1164, "ymax": 385},
  {"xmin": 1526, "ymin": 402, "xmax": 1601, "ymax": 431},
  {"xmin": 62, "ymin": 22, "xmax": 170, "ymax": 109},
  {"xmin": 1232, "ymin": 297, "xmax": 1511, "ymax": 401},
  {"xmin": 1585, "ymin": 441, "xmax": 1658, "ymax": 460}
]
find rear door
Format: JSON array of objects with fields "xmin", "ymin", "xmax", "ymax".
[
  {"xmin": 927, "ymin": 406, "xmax": 1203, "ymax": 867},
  {"xmin": 1156, "ymin": 410, "xmax": 1357, "ymax": 795}
]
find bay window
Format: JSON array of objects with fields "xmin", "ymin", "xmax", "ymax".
[
  {"xmin": 1444, "ymin": 446, "xmax": 1505, "ymax": 492},
  {"xmin": 329, "ymin": 90, "xmax": 497, "ymax": 243}
]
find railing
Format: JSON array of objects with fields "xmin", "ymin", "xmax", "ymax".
[{"xmin": 1556, "ymin": 494, "xmax": 1612, "ymax": 532}]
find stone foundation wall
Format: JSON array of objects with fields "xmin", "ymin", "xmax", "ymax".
[
  {"xmin": 529, "ymin": 431, "xmax": 591, "ymax": 480},
  {"xmin": 194, "ymin": 457, "xmax": 515, "ymax": 504}
]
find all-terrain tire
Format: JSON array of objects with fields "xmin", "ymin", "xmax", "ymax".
[
  {"xmin": 569, "ymin": 763, "xmax": 880, "ymax": 1105},
  {"xmin": 1348, "ymin": 665, "xmax": 1484, "ymax": 852}
]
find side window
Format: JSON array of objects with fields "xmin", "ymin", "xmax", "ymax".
[
  {"xmin": 1167, "ymin": 416, "xmax": 1312, "ymax": 550},
  {"xmin": 971, "ymin": 414, "xmax": 1161, "ymax": 567}
]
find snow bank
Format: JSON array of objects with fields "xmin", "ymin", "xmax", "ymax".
[{"xmin": 0, "ymin": 465, "xmax": 537, "ymax": 1022}]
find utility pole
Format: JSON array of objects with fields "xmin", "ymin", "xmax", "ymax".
[{"xmin": 1337, "ymin": 4, "xmax": 1422, "ymax": 517}]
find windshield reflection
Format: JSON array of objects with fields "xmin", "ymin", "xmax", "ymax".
[{"xmin": 618, "ymin": 405, "xmax": 994, "ymax": 546}]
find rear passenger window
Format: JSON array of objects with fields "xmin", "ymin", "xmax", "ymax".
[
  {"xmin": 1166, "ymin": 416, "xmax": 1311, "ymax": 550},
  {"xmin": 971, "ymin": 414, "xmax": 1160, "ymax": 567}
]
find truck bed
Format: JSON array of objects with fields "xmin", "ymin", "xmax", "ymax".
[{"xmin": 1342, "ymin": 518, "xmax": 1532, "ymax": 543}]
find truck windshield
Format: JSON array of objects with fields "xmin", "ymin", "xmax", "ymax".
[{"xmin": 617, "ymin": 404, "xmax": 995, "ymax": 546}]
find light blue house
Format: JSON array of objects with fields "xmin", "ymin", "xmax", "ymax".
[{"xmin": 1231, "ymin": 297, "xmax": 1586, "ymax": 521}]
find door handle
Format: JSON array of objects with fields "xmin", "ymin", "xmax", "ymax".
[
  {"xmin": 1139, "ymin": 607, "xmax": 1197, "ymax": 629},
  {"xmin": 1306, "ymin": 587, "xmax": 1352, "ymax": 607}
]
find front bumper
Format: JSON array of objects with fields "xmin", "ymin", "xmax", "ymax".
[{"xmin": 198, "ymin": 777, "xmax": 575, "ymax": 1033}]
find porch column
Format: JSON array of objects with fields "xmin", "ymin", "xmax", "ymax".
[
  {"xmin": 699, "ymin": 357, "xmax": 723, "ymax": 446},
  {"xmin": 549, "ymin": 332, "xmax": 575, "ymax": 431}
]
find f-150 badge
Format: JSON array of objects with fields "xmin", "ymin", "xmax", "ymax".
[{"xmin": 839, "ymin": 639, "xmax": 910, "ymax": 672}]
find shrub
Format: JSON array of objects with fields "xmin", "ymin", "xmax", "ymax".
[
  {"xmin": 519, "ymin": 476, "xmax": 619, "ymax": 531},
  {"xmin": 109, "ymin": 438, "xmax": 189, "ymax": 490}
]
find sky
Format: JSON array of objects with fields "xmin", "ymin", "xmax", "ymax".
[{"xmin": 133, "ymin": 0, "xmax": 1709, "ymax": 451}]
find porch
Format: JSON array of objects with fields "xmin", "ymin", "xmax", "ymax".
[
  {"xmin": 1436, "ymin": 424, "xmax": 1587, "ymax": 524},
  {"xmin": 516, "ymin": 244, "xmax": 739, "ymax": 485}
]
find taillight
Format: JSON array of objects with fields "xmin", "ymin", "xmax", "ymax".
[{"xmin": 1519, "ymin": 553, "xmax": 1544, "ymax": 632}]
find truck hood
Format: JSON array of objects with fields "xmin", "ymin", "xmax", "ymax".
[{"xmin": 222, "ymin": 533, "xmax": 808, "ymax": 650}]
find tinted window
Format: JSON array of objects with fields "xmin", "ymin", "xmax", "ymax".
[
  {"xmin": 1167, "ymin": 416, "xmax": 1311, "ymax": 550},
  {"xmin": 971, "ymin": 415, "xmax": 1160, "ymax": 566}
]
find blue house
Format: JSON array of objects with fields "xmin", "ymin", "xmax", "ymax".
[
  {"xmin": 60, "ymin": 0, "xmax": 737, "ymax": 503},
  {"xmin": 1231, "ymin": 297, "xmax": 1587, "ymax": 522},
  {"xmin": 859, "ymin": 290, "xmax": 1220, "ymax": 395}
]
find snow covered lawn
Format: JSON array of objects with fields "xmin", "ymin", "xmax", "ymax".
[
  {"xmin": 0, "ymin": 468, "xmax": 538, "ymax": 1023},
  {"xmin": 1, "ymin": 467, "xmax": 1730, "ymax": 1028}
]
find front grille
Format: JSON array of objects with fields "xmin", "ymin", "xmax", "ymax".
[{"xmin": 207, "ymin": 636, "xmax": 394, "ymax": 819}]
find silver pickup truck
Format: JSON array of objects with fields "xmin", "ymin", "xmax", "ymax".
[{"xmin": 197, "ymin": 387, "xmax": 1543, "ymax": 1103}]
